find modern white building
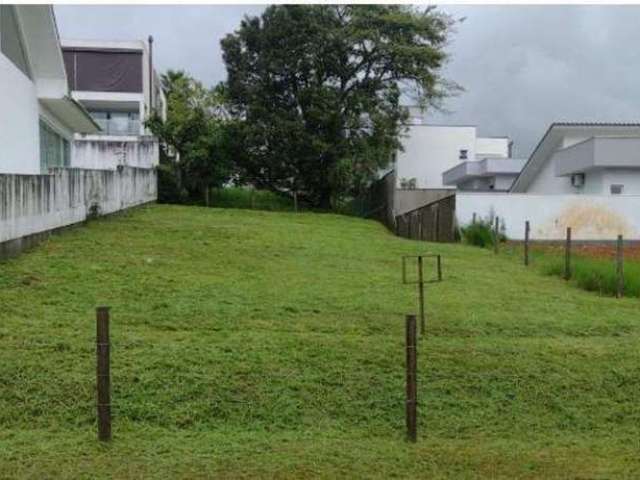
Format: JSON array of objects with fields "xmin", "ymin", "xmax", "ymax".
[
  {"xmin": 454, "ymin": 123, "xmax": 640, "ymax": 240},
  {"xmin": 396, "ymin": 124, "xmax": 512, "ymax": 190},
  {"xmin": 61, "ymin": 38, "xmax": 167, "ymax": 170},
  {"xmin": 391, "ymin": 117, "xmax": 513, "ymax": 214},
  {"xmin": 511, "ymin": 122, "xmax": 640, "ymax": 195},
  {"xmin": 443, "ymin": 157, "xmax": 526, "ymax": 192},
  {"xmin": 0, "ymin": 5, "xmax": 100, "ymax": 174},
  {"xmin": 0, "ymin": 5, "xmax": 157, "ymax": 257}
]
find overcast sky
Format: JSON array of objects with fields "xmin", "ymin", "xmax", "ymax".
[{"xmin": 55, "ymin": 5, "xmax": 640, "ymax": 158}]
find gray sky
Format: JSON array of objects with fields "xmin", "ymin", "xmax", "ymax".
[{"xmin": 55, "ymin": 5, "xmax": 640, "ymax": 158}]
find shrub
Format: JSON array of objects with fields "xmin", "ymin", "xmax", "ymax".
[
  {"xmin": 461, "ymin": 220, "xmax": 503, "ymax": 248},
  {"xmin": 209, "ymin": 187, "xmax": 294, "ymax": 212}
]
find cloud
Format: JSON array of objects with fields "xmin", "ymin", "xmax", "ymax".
[
  {"xmin": 55, "ymin": 5, "xmax": 640, "ymax": 158},
  {"xmin": 430, "ymin": 5, "xmax": 640, "ymax": 157}
]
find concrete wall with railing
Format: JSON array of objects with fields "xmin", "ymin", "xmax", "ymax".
[
  {"xmin": 456, "ymin": 192, "xmax": 640, "ymax": 240},
  {"xmin": 71, "ymin": 135, "xmax": 159, "ymax": 170},
  {"xmin": 0, "ymin": 166, "xmax": 156, "ymax": 256}
]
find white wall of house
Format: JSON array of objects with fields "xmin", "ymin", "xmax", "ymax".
[
  {"xmin": 0, "ymin": 53, "xmax": 40, "ymax": 174},
  {"xmin": 525, "ymin": 152, "xmax": 577, "ymax": 195},
  {"xmin": 397, "ymin": 125, "xmax": 477, "ymax": 189},
  {"xmin": 456, "ymin": 192, "xmax": 640, "ymax": 240},
  {"xmin": 0, "ymin": 167, "xmax": 157, "ymax": 249},
  {"xmin": 476, "ymin": 137, "xmax": 509, "ymax": 158}
]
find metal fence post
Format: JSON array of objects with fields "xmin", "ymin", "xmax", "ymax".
[
  {"xmin": 564, "ymin": 227, "xmax": 572, "ymax": 281},
  {"xmin": 405, "ymin": 314, "xmax": 417, "ymax": 443},
  {"xmin": 616, "ymin": 234, "xmax": 624, "ymax": 298},
  {"xmin": 96, "ymin": 307, "xmax": 111, "ymax": 441},
  {"xmin": 417, "ymin": 256, "xmax": 425, "ymax": 335},
  {"xmin": 494, "ymin": 216, "xmax": 500, "ymax": 254},
  {"xmin": 524, "ymin": 220, "xmax": 530, "ymax": 266}
]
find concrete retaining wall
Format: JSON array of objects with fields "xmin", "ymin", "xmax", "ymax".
[
  {"xmin": 456, "ymin": 192, "xmax": 640, "ymax": 241},
  {"xmin": 0, "ymin": 166, "xmax": 156, "ymax": 256},
  {"xmin": 72, "ymin": 136, "xmax": 159, "ymax": 170}
]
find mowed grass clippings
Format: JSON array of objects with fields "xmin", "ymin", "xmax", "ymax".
[{"xmin": 0, "ymin": 204, "xmax": 638, "ymax": 479}]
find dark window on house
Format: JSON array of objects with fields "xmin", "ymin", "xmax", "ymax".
[
  {"xmin": 1, "ymin": 5, "xmax": 30, "ymax": 78},
  {"xmin": 62, "ymin": 48, "xmax": 143, "ymax": 93},
  {"xmin": 610, "ymin": 184, "xmax": 624, "ymax": 195},
  {"xmin": 459, "ymin": 149, "xmax": 468, "ymax": 160},
  {"xmin": 40, "ymin": 120, "xmax": 70, "ymax": 171}
]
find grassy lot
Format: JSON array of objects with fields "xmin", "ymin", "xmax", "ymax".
[
  {"xmin": 0, "ymin": 204, "xmax": 638, "ymax": 479},
  {"xmin": 501, "ymin": 241, "xmax": 640, "ymax": 298}
]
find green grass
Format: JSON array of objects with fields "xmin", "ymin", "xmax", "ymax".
[
  {"xmin": 0, "ymin": 204, "xmax": 638, "ymax": 478},
  {"xmin": 502, "ymin": 243, "xmax": 640, "ymax": 298},
  {"xmin": 209, "ymin": 187, "xmax": 294, "ymax": 211}
]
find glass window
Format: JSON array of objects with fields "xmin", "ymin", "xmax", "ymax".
[
  {"xmin": 39, "ymin": 120, "xmax": 69, "ymax": 171},
  {"xmin": 88, "ymin": 110, "xmax": 140, "ymax": 135},
  {"xmin": 611, "ymin": 184, "xmax": 624, "ymax": 195},
  {"xmin": 0, "ymin": 5, "xmax": 30, "ymax": 78}
]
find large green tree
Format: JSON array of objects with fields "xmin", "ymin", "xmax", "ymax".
[
  {"xmin": 222, "ymin": 5, "xmax": 458, "ymax": 209},
  {"xmin": 147, "ymin": 70, "xmax": 234, "ymax": 204}
]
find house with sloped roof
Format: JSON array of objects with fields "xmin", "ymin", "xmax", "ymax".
[{"xmin": 511, "ymin": 123, "xmax": 640, "ymax": 196}]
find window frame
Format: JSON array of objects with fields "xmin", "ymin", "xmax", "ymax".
[{"xmin": 39, "ymin": 118, "xmax": 72, "ymax": 172}]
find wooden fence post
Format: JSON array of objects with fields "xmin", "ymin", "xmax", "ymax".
[
  {"xmin": 417, "ymin": 256, "xmax": 425, "ymax": 335},
  {"xmin": 616, "ymin": 234, "xmax": 624, "ymax": 298},
  {"xmin": 96, "ymin": 307, "xmax": 111, "ymax": 441},
  {"xmin": 564, "ymin": 227, "xmax": 572, "ymax": 281},
  {"xmin": 493, "ymin": 217, "xmax": 500, "ymax": 254},
  {"xmin": 293, "ymin": 191, "xmax": 299, "ymax": 213},
  {"xmin": 437, "ymin": 254, "xmax": 442, "ymax": 282},
  {"xmin": 524, "ymin": 220, "xmax": 530, "ymax": 266},
  {"xmin": 405, "ymin": 314, "xmax": 417, "ymax": 443}
]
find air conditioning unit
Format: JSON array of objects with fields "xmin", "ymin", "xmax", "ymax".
[{"xmin": 571, "ymin": 173, "xmax": 585, "ymax": 188}]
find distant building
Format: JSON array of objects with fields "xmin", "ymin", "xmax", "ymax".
[
  {"xmin": 392, "ymin": 116, "xmax": 513, "ymax": 213},
  {"xmin": 443, "ymin": 157, "xmax": 526, "ymax": 192},
  {"xmin": 511, "ymin": 122, "xmax": 640, "ymax": 195},
  {"xmin": 0, "ymin": 5, "xmax": 100, "ymax": 175},
  {"xmin": 0, "ymin": 5, "xmax": 157, "ymax": 257},
  {"xmin": 61, "ymin": 38, "xmax": 167, "ymax": 170}
]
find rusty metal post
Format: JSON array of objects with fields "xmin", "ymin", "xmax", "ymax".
[
  {"xmin": 524, "ymin": 220, "xmax": 530, "ymax": 266},
  {"xmin": 493, "ymin": 216, "xmax": 499, "ymax": 254},
  {"xmin": 616, "ymin": 234, "xmax": 624, "ymax": 298},
  {"xmin": 417, "ymin": 256, "xmax": 425, "ymax": 335},
  {"xmin": 405, "ymin": 314, "xmax": 417, "ymax": 443},
  {"xmin": 96, "ymin": 307, "xmax": 111, "ymax": 441},
  {"xmin": 564, "ymin": 227, "xmax": 572, "ymax": 281}
]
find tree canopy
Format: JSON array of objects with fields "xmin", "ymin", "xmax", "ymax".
[
  {"xmin": 146, "ymin": 70, "xmax": 234, "ymax": 204},
  {"xmin": 221, "ymin": 5, "xmax": 458, "ymax": 209}
]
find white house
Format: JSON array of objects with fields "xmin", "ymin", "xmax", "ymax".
[
  {"xmin": 511, "ymin": 122, "xmax": 640, "ymax": 195},
  {"xmin": 442, "ymin": 157, "xmax": 526, "ymax": 192},
  {"xmin": 396, "ymin": 124, "xmax": 512, "ymax": 190},
  {"xmin": 0, "ymin": 5, "xmax": 157, "ymax": 257},
  {"xmin": 455, "ymin": 123, "xmax": 640, "ymax": 240},
  {"xmin": 392, "ymin": 118, "xmax": 512, "ymax": 214},
  {"xmin": 0, "ymin": 5, "xmax": 100, "ymax": 174},
  {"xmin": 61, "ymin": 38, "xmax": 167, "ymax": 170}
]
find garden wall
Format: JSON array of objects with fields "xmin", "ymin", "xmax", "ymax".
[
  {"xmin": 0, "ymin": 166, "xmax": 156, "ymax": 257},
  {"xmin": 456, "ymin": 192, "xmax": 640, "ymax": 241}
]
